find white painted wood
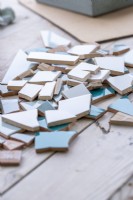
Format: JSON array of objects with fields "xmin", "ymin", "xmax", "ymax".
[
  {"xmin": 39, "ymin": 81, "xmax": 56, "ymax": 100},
  {"xmin": 27, "ymin": 52, "xmax": 79, "ymax": 65},
  {"xmin": 18, "ymin": 83, "xmax": 43, "ymax": 101},
  {"xmin": 41, "ymin": 30, "xmax": 71, "ymax": 48},
  {"xmin": 4, "ymin": 124, "xmax": 133, "ymax": 200}
]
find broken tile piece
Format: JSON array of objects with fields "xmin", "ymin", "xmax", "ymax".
[
  {"xmin": 45, "ymin": 110, "xmax": 76, "ymax": 127},
  {"xmin": 67, "ymin": 44, "xmax": 99, "ymax": 59},
  {"xmin": 0, "ymin": 150, "xmax": 22, "ymax": 165},
  {"xmin": 7, "ymin": 80, "xmax": 27, "ymax": 91},
  {"xmin": 0, "ymin": 115, "xmax": 23, "ymax": 139},
  {"xmin": 38, "ymin": 117, "xmax": 73, "ymax": 132},
  {"xmin": 107, "ymin": 74, "xmax": 133, "ymax": 95},
  {"xmin": 18, "ymin": 83, "xmax": 43, "ymax": 101},
  {"xmin": 59, "ymin": 94, "xmax": 91, "ymax": 118},
  {"xmin": 16, "ymin": 69, "xmax": 35, "ymax": 80},
  {"xmin": 108, "ymin": 96, "xmax": 133, "ymax": 116},
  {"xmin": 0, "ymin": 137, "xmax": 5, "ymax": 147},
  {"xmin": 0, "ymin": 84, "xmax": 17, "ymax": 97},
  {"xmin": 1, "ymin": 98, "xmax": 20, "ymax": 114},
  {"xmin": 94, "ymin": 57, "xmax": 125, "ymax": 75},
  {"xmin": 124, "ymin": 49, "xmax": 133, "ymax": 67},
  {"xmin": 39, "ymin": 81, "xmax": 56, "ymax": 100},
  {"xmin": 3, "ymin": 140, "xmax": 24, "ymax": 150},
  {"xmin": 54, "ymin": 78, "xmax": 63, "ymax": 95},
  {"xmin": 10, "ymin": 133, "xmax": 34, "ymax": 146},
  {"xmin": 20, "ymin": 100, "xmax": 44, "ymax": 111},
  {"xmin": 27, "ymin": 52, "xmax": 79, "ymax": 66},
  {"xmin": 38, "ymin": 101, "xmax": 55, "ymax": 116},
  {"xmin": 97, "ymin": 112, "xmax": 114, "ymax": 133},
  {"xmin": 2, "ymin": 50, "xmax": 32, "ymax": 84},
  {"xmin": 2, "ymin": 109, "xmax": 39, "ymax": 132},
  {"xmin": 29, "ymin": 71, "xmax": 61, "ymax": 84},
  {"xmin": 88, "ymin": 70, "xmax": 110, "ymax": 82},
  {"xmin": 113, "ymin": 44, "xmax": 130, "ymax": 55},
  {"xmin": 41, "ymin": 30, "xmax": 71, "ymax": 48},
  {"xmin": 85, "ymin": 105, "xmax": 106, "ymax": 119},
  {"xmin": 35, "ymin": 131, "xmax": 77, "ymax": 153},
  {"xmin": 90, "ymin": 87, "xmax": 115, "ymax": 103},
  {"xmin": 87, "ymin": 81, "xmax": 103, "ymax": 90},
  {"xmin": 62, "ymin": 84, "xmax": 90, "ymax": 99},
  {"xmin": 74, "ymin": 62, "xmax": 100, "ymax": 74},
  {"xmin": 110, "ymin": 112, "xmax": 133, "ymax": 126},
  {"xmin": 68, "ymin": 69, "xmax": 90, "ymax": 82}
]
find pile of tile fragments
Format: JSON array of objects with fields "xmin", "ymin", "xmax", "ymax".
[{"xmin": 0, "ymin": 30, "xmax": 133, "ymax": 166}]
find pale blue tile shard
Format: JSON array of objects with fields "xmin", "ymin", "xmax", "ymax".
[
  {"xmin": 35, "ymin": 131, "xmax": 77, "ymax": 152},
  {"xmin": 108, "ymin": 96, "xmax": 133, "ymax": 116},
  {"xmin": 87, "ymin": 105, "xmax": 106, "ymax": 119},
  {"xmin": 90, "ymin": 87, "xmax": 115, "ymax": 103},
  {"xmin": 38, "ymin": 117, "xmax": 71, "ymax": 132}
]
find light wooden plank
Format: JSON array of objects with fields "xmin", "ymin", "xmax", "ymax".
[
  {"xmin": 3, "ymin": 123, "xmax": 133, "ymax": 200},
  {"xmin": 0, "ymin": 118, "xmax": 93, "ymax": 194}
]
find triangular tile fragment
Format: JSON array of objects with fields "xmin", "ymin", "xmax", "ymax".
[
  {"xmin": 3, "ymin": 140, "xmax": 24, "ymax": 150},
  {"xmin": 41, "ymin": 30, "xmax": 71, "ymax": 48},
  {"xmin": 2, "ymin": 109, "xmax": 39, "ymax": 131},
  {"xmin": 85, "ymin": 105, "xmax": 106, "ymax": 119},
  {"xmin": 0, "ymin": 150, "xmax": 22, "ymax": 165},
  {"xmin": 62, "ymin": 84, "xmax": 90, "ymax": 99},
  {"xmin": 1, "ymin": 98, "xmax": 20, "ymax": 114},
  {"xmin": 45, "ymin": 110, "xmax": 76, "ymax": 127},
  {"xmin": 108, "ymin": 96, "xmax": 133, "ymax": 116},
  {"xmin": 107, "ymin": 74, "xmax": 133, "ymax": 95},
  {"xmin": 59, "ymin": 94, "xmax": 91, "ymax": 118},
  {"xmin": 0, "ymin": 115, "xmax": 23, "ymax": 139},
  {"xmin": 2, "ymin": 50, "xmax": 32, "ymax": 84},
  {"xmin": 90, "ymin": 87, "xmax": 115, "ymax": 103},
  {"xmin": 110, "ymin": 112, "xmax": 133, "ymax": 126},
  {"xmin": 113, "ymin": 44, "xmax": 129, "ymax": 55},
  {"xmin": 94, "ymin": 57, "xmax": 125, "ymax": 75},
  {"xmin": 35, "ymin": 131, "xmax": 77, "ymax": 153}
]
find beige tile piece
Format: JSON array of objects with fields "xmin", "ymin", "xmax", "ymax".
[
  {"xmin": 7, "ymin": 80, "xmax": 27, "ymax": 91},
  {"xmin": 0, "ymin": 150, "xmax": 22, "ymax": 165},
  {"xmin": 110, "ymin": 112, "xmax": 133, "ymax": 126}
]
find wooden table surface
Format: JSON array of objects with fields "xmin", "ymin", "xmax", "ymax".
[{"xmin": 1, "ymin": 0, "xmax": 133, "ymax": 199}]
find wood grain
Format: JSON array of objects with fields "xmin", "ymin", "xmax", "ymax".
[{"xmin": 3, "ymin": 123, "xmax": 133, "ymax": 200}]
